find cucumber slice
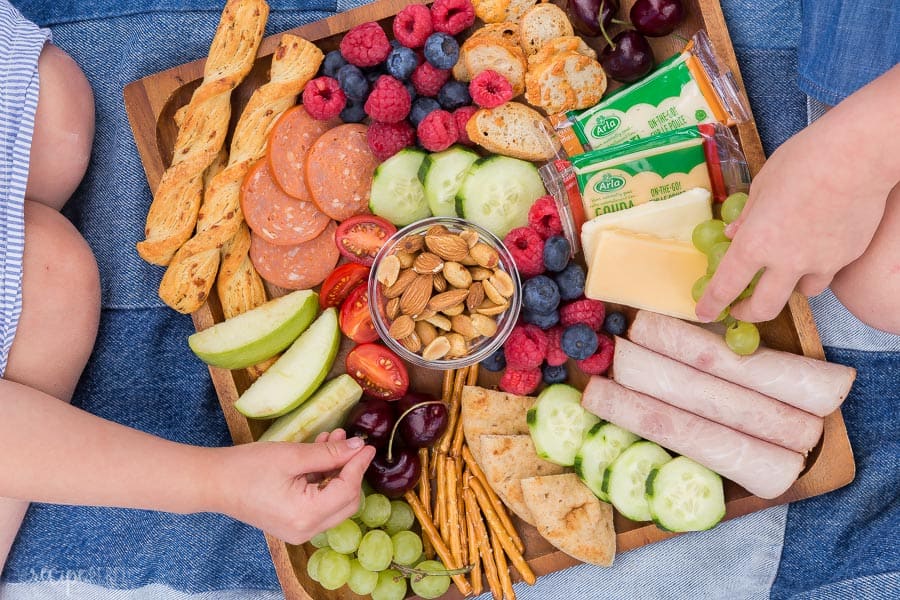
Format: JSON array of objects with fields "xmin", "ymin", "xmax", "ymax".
[
  {"xmin": 418, "ymin": 146, "xmax": 479, "ymax": 217},
  {"xmin": 646, "ymin": 457, "xmax": 726, "ymax": 532},
  {"xmin": 602, "ymin": 441, "xmax": 671, "ymax": 522},
  {"xmin": 527, "ymin": 384, "xmax": 600, "ymax": 466},
  {"xmin": 574, "ymin": 422, "xmax": 641, "ymax": 502},
  {"xmin": 456, "ymin": 155, "xmax": 545, "ymax": 238},
  {"xmin": 259, "ymin": 374, "xmax": 363, "ymax": 442},
  {"xmin": 369, "ymin": 149, "xmax": 431, "ymax": 226}
]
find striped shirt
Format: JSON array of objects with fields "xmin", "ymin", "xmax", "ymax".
[{"xmin": 0, "ymin": 0, "xmax": 50, "ymax": 375}]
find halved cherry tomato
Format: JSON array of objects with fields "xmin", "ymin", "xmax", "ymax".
[
  {"xmin": 339, "ymin": 283, "xmax": 379, "ymax": 344},
  {"xmin": 335, "ymin": 215, "xmax": 397, "ymax": 266},
  {"xmin": 345, "ymin": 343, "xmax": 410, "ymax": 400},
  {"xmin": 320, "ymin": 263, "xmax": 370, "ymax": 309}
]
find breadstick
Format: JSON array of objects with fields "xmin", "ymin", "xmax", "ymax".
[
  {"xmin": 469, "ymin": 477, "xmax": 536, "ymax": 585},
  {"xmin": 216, "ymin": 221, "xmax": 267, "ymax": 319},
  {"xmin": 404, "ymin": 492, "xmax": 472, "ymax": 596},
  {"xmin": 462, "ymin": 445, "xmax": 525, "ymax": 553},
  {"xmin": 137, "ymin": 0, "xmax": 268, "ymax": 266},
  {"xmin": 159, "ymin": 34, "xmax": 323, "ymax": 314},
  {"xmin": 465, "ymin": 487, "xmax": 502, "ymax": 600}
]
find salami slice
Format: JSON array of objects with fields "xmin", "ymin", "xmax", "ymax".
[
  {"xmin": 241, "ymin": 159, "xmax": 331, "ymax": 246},
  {"xmin": 306, "ymin": 123, "xmax": 378, "ymax": 221},
  {"xmin": 250, "ymin": 220, "xmax": 340, "ymax": 290},
  {"xmin": 267, "ymin": 106, "xmax": 339, "ymax": 201}
]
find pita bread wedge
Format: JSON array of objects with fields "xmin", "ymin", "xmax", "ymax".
[
  {"xmin": 479, "ymin": 435, "xmax": 567, "ymax": 525},
  {"xmin": 520, "ymin": 473, "xmax": 616, "ymax": 567},
  {"xmin": 460, "ymin": 386, "xmax": 534, "ymax": 463}
]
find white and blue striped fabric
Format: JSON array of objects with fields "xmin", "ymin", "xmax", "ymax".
[{"xmin": 0, "ymin": 0, "xmax": 50, "ymax": 376}]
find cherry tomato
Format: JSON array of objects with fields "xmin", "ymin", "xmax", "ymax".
[
  {"xmin": 320, "ymin": 263, "xmax": 370, "ymax": 309},
  {"xmin": 335, "ymin": 215, "xmax": 397, "ymax": 266},
  {"xmin": 339, "ymin": 283, "xmax": 379, "ymax": 344},
  {"xmin": 345, "ymin": 343, "xmax": 410, "ymax": 400}
]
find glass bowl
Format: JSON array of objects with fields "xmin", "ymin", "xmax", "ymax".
[{"xmin": 368, "ymin": 217, "xmax": 522, "ymax": 370}]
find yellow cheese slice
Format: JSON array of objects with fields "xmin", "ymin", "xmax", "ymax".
[
  {"xmin": 581, "ymin": 188, "xmax": 712, "ymax": 268},
  {"xmin": 585, "ymin": 229, "xmax": 707, "ymax": 321}
]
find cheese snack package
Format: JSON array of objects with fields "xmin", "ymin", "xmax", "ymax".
[{"xmin": 553, "ymin": 30, "xmax": 750, "ymax": 155}]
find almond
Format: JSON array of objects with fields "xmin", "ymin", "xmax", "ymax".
[
  {"xmin": 427, "ymin": 288, "xmax": 470, "ymax": 312},
  {"xmin": 396, "ymin": 250, "xmax": 416, "ymax": 269},
  {"xmin": 433, "ymin": 272, "xmax": 448, "ymax": 293},
  {"xmin": 398, "ymin": 234, "xmax": 424, "ymax": 253},
  {"xmin": 443, "ymin": 261, "xmax": 473, "ymax": 288},
  {"xmin": 460, "ymin": 228, "xmax": 479, "ymax": 249},
  {"xmin": 425, "ymin": 234, "xmax": 470, "ymax": 262},
  {"xmin": 489, "ymin": 269, "xmax": 515, "ymax": 298},
  {"xmin": 400, "ymin": 274, "xmax": 433, "ymax": 316},
  {"xmin": 376, "ymin": 254, "xmax": 401, "ymax": 287},
  {"xmin": 389, "ymin": 314, "xmax": 415, "ymax": 339},
  {"xmin": 422, "ymin": 336, "xmax": 451, "ymax": 361},
  {"xmin": 466, "ymin": 282, "xmax": 485, "ymax": 311},
  {"xmin": 469, "ymin": 266, "xmax": 493, "ymax": 281},
  {"xmin": 442, "ymin": 303, "xmax": 465, "ymax": 317},
  {"xmin": 414, "ymin": 252, "xmax": 444, "ymax": 274},
  {"xmin": 386, "ymin": 296, "xmax": 401, "ymax": 320},
  {"xmin": 446, "ymin": 333, "xmax": 468, "ymax": 358},
  {"xmin": 383, "ymin": 268, "xmax": 417, "ymax": 298},
  {"xmin": 482, "ymin": 278, "xmax": 506, "ymax": 305},
  {"xmin": 415, "ymin": 320, "xmax": 438, "ymax": 346},
  {"xmin": 425, "ymin": 313, "xmax": 452, "ymax": 331},
  {"xmin": 426, "ymin": 224, "xmax": 450, "ymax": 237},
  {"xmin": 471, "ymin": 313, "xmax": 498, "ymax": 337},
  {"xmin": 399, "ymin": 332, "xmax": 422, "ymax": 353},
  {"xmin": 470, "ymin": 242, "xmax": 500, "ymax": 268},
  {"xmin": 451, "ymin": 314, "xmax": 477, "ymax": 339}
]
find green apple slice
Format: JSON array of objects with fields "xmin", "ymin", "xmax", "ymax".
[
  {"xmin": 259, "ymin": 374, "xmax": 363, "ymax": 442},
  {"xmin": 188, "ymin": 290, "xmax": 319, "ymax": 369},
  {"xmin": 235, "ymin": 308, "xmax": 341, "ymax": 419}
]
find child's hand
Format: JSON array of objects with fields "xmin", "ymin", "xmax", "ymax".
[{"xmin": 211, "ymin": 429, "xmax": 375, "ymax": 544}]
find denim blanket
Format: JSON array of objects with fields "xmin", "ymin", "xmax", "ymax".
[{"xmin": 2, "ymin": 1, "xmax": 897, "ymax": 598}]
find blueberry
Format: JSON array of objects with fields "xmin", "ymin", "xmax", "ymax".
[
  {"xmin": 386, "ymin": 46, "xmax": 418, "ymax": 81},
  {"xmin": 522, "ymin": 275, "xmax": 560, "ymax": 315},
  {"xmin": 482, "ymin": 346, "xmax": 507, "ymax": 372},
  {"xmin": 405, "ymin": 81, "xmax": 417, "ymax": 103},
  {"xmin": 365, "ymin": 66, "xmax": 386, "ymax": 85},
  {"xmin": 390, "ymin": 39, "xmax": 402, "ymax": 50},
  {"xmin": 554, "ymin": 263, "xmax": 585, "ymax": 301},
  {"xmin": 543, "ymin": 235, "xmax": 571, "ymax": 272},
  {"xmin": 323, "ymin": 50, "xmax": 347, "ymax": 78},
  {"xmin": 424, "ymin": 32, "xmax": 460, "ymax": 70},
  {"xmin": 523, "ymin": 309, "xmax": 559, "ymax": 329},
  {"xmin": 437, "ymin": 80, "xmax": 471, "ymax": 111},
  {"xmin": 542, "ymin": 363, "xmax": 568, "ymax": 385},
  {"xmin": 410, "ymin": 97, "xmax": 441, "ymax": 127},
  {"xmin": 337, "ymin": 64, "xmax": 369, "ymax": 102},
  {"xmin": 561, "ymin": 324, "xmax": 599, "ymax": 360},
  {"xmin": 603, "ymin": 311, "xmax": 627, "ymax": 337},
  {"xmin": 340, "ymin": 98, "xmax": 367, "ymax": 123}
]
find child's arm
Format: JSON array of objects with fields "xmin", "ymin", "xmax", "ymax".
[
  {"xmin": 696, "ymin": 64, "xmax": 900, "ymax": 323},
  {"xmin": 0, "ymin": 378, "xmax": 375, "ymax": 544}
]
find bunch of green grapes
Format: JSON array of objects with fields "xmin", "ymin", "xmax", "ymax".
[
  {"xmin": 306, "ymin": 492, "xmax": 452, "ymax": 600},
  {"xmin": 691, "ymin": 192, "xmax": 761, "ymax": 355}
]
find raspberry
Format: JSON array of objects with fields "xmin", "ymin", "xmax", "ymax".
[
  {"xmin": 367, "ymin": 121, "xmax": 415, "ymax": 161},
  {"xmin": 576, "ymin": 334, "xmax": 614, "ymax": 376},
  {"xmin": 340, "ymin": 22, "xmax": 391, "ymax": 67},
  {"xmin": 545, "ymin": 326, "xmax": 568, "ymax": 367},
  {"xmin": 417, "ymin": 109, "xmax": 458, "ymax": 152},
  {"xmin": 503, "ymin": 324, "xmax": 548, "ymax": 370},
  {"xmin": 393, "ymin": 4, "xmax": 434, "ymax": 49},
  {"xmin": 364, "ymin": 75, "xmax": 412, "ymax": 123},
  {"xmin": 560, "ymin": 298, "xmax": 606, "ymax": 331},
  {"xmin": 469, "ymin": 70, "xmax": 514, "ymax": 108},
  {"xmin": 528, "ymin": 195, "xmax": 564, "ymax": 239},
  {"xmin": 453, "ymin": 105, "xmax": 478, "ymax": 145},
  {"xmin": 431, "ymin": 0, "xmax": 476, "ymax": 36},
  {"xmin": 503, "ymin": 227, "xmax": 545, "ymax": 277},
  {"xmin": 301, "ymin": 77, "xmax": 347, "ymax": 120},
  {"xmin": 500, "ymin": 368, "xmax": 542, "ymax": 396},
  {"xmin": 411, "ymin": 61, "xmax": 450, "ymax": 97}
]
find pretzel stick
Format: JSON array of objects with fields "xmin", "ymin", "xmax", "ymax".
[
  {"xmin": 464, "ymin": 486, "xmax": 499, "ymax": 600},
  {"xmin": 404, "ymin": 492, "xmax": 472, "ymax": 596},
  {"xmin": 492, "ymin": 529, "xmax": 516, "ymax": 600},
  {"xmin": 439, "ymin": 367, "xmax": 468, "ymax": 455},
  {"xmin": 435, "ymin": 450, "xmax": 446, "ymax": 539},
  {"xmin": 446, "ymin": 457, "xmax": 462, "ymax": 567},
  {"xmin": 431, "ymin": 369, "xmax": 456, "ymax": 478},
  {"xmin": 469, "ymin": 477, "xmax": 536, "ymax": 585},
  {"xmin": 462, "ymin": 445, "xmax": 525, "ymax": 553},
  {"xmin": 466, "ymin": 363, "xmax": 480, "ymax": 386},
  {"xmin": 457, "ymin": 459, "xmax": 468, "ymax": 567},
  {"xmin": 418, "ymin": 448, "xmax": 435, "ymax": 559},
  {"xmin": 465, "ymin": 498, "xmax": 483, "ymax": 596},
  {"xmin": 451, "ymin": 407, "xmax": 466, "ymax": 457}
]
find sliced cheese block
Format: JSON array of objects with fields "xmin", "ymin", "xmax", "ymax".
[
  {"xmin": 460, "ymin": 386, "xmax": 534, "ymax": 464},
  {"xmin": 581, "ymin": 188, "xmax": 712, "ymax": 268},
  {"xmin": 520, "ymin": 473, "xmax": 616, "ymax": 566},
  {"xmin": 585, "ymin": 229, "xmax": 707, "ymax": 321}
]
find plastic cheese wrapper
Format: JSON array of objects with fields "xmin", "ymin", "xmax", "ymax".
[{"xmin": 552, "ymin": 30, "xmax": 751, "ymax": 155}]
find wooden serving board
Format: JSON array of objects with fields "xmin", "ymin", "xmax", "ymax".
[{"xmin": 124, "ymin": 1, "xmax": 856, "ymax": 598}]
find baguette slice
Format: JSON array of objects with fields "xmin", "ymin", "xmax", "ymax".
[
  {"xmin": 505, "ymin": 0, "xmax": 540, "ymax": 22},
  {"xmin": 466, "ymin": 101, "xmax": 559, "ymax": 161},
  {"xmin": 525, "ymin": 50, "xmax": 607, "ymax": 114},
  {"xmin": 519, "ymin": 4, "xmax": 574, "ymax": 55},
  {"xmin": 456, "ymin": 23, "xmax": 523, "ymax": 82},
  {"xmin": 464, "ymin": 37, "xmax": 527, "ymax": 96},
  {"xmin": 528, "ymin": 35, "xmax": 597, "ymax": 67},
  {"xmin": 473, "ymin": 0, "xmax": 512, "ymax": 23}
]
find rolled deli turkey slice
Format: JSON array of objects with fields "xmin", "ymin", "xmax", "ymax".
[
  {"xmin": 612, "ymin": 337, "xmax": 823, "ymax": 454},
  {"xmin": 582, "ymin": 377, "xmax": 805, "ymax": 499},
  {"xmin": 628, "ymin": 310, "xmax": 856, "ymax": 417}
]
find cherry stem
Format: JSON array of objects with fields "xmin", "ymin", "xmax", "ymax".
[
  {"xmin": 599, "ymin": 4, "xmax": 617, "ymax": 50},
  {"xmin": 390, "ymin": 561, "xmax": 473, "ymax": 582},
  {"xmin": 386, "ymin": 400, "xmax": 445, "ymax": 463},
  {"xmin": 610, "ymin": 18, "xmax": 631, "ymax": 26},
  {"xmin": 673, "ymin": 33, "xmax": 690, "ymax": 45}
]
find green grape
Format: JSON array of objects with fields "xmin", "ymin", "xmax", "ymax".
[
  {"xmin": 352, "ymin": 493, "xmax": 366, "ymax": 521},
  {"xmin": 691, "ymin": 275, "xmax": 711, "ymax": 302},
  {"xmin": 706, "ymin": 241, "xmax": 731, "ymax": 273},
  {"xmin": 721, "ymin": 192, "xmax": 749, "ymax": 224},
  {"xmin": 316, "ymin": 549, "xmax": 351, "ymax": 591},
  {"xmin": 383, "ymin": 500, "xmax": 416, "ymax": 536},
  {"xmin": 725, "ymin": 320, "xmax": 760, "ymax": 355},
  {"xmin": 347, "ymin": 559, "xmax": 379, "ymax": 596},
  {"xmin": 391, "ymin": 530, "xmax": 424, "ymax": 566},
  {"xmin": 371, "ymin": 569, "xmax": 407, "ymax": 600},
  {"xmin": 306, "ymin": 547, "xmax": 329, "ymax": 583},
  {"xmin": 409, "ymin": 560, "xmax": 452, "ymax": 599},
  {"xmin": 738, "ymin": 270, "xmax": 764, "ymax": 300},
  {"xmin": 692, "ymin": 219, "xmax": 728, "ymax": 254},
  {"xmin": 714, "ymin": 306, "xmax": 730, "ymax": 322},
  {"xmin": 361, "ymin": 479, "xmax": 374, "ymax": 496},
  {"xmin": 361, "ymin": 493, "xmax": 392, "ymax": 528},
  {"xmin": 357, "ymin": 529, "xmax": 393, "ymax": 572},
  {"xmin": 309, "ymin": 531, "xmax": 329, "ymax": 549},
  {"xmin": 326, "ymin": 518, "xmax": 362, "ymax": 554}
]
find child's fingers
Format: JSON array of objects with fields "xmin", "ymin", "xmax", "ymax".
[
  {"xmin": 314, "ymin": 431, "xmax": 329, "ymax": 444},
  {"xmin": 730, "ymin": 268, "xmax": 798, "ymax": 322},
  {"xmin": 696, "ymin": 245, "xmax": 760, "ymax": 322},
  {"xmin": 294, "ymin": 437, "xmax": 368, "ymax": 475},
  {"xmin": 328, "ymin": 429, "xmax": 347, "ymax": 442},
  {"xmin": 315, "ymin": 445, "xmax": 376, "ymax": 506}
]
